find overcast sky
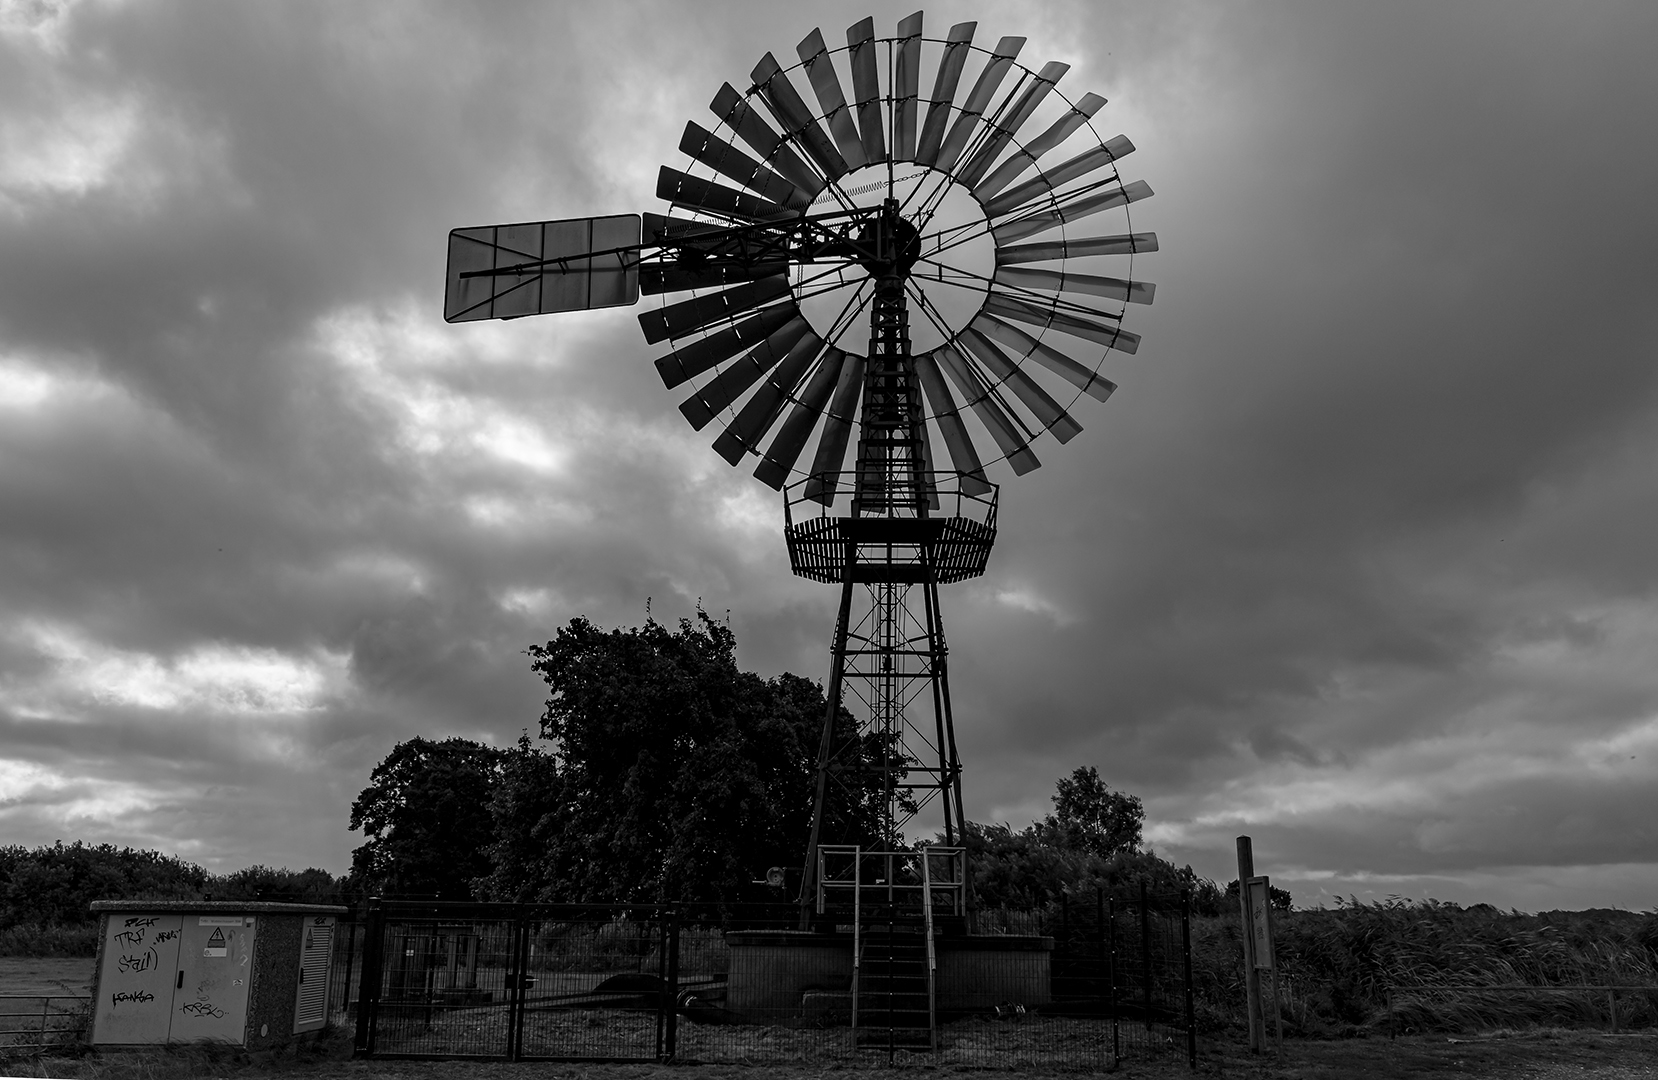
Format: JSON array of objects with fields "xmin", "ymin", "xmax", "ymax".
[{"xmin": 2, "ymin": 0, "xmax": 1656, "ymax": 912}]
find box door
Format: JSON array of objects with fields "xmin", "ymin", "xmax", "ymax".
[
  {"xmin": 169, "ymin": 916, "xmax": 256, "ymax": 1044},
  {"xmin": 292, "ymin": 916, "xmax": 335, "ymax": 1033},
  {"xmin": 92, "ymin": 914, "xmax": 184, "ymax": 1044}
]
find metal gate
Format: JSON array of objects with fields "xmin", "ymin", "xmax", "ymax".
[
  {"xmin": 353, "ymin": 895, "xmax": 1196, "ymax": 1067},
  {"xmin": 352, "ymin": 901, "xmax": 676, "ymax": 1062}
]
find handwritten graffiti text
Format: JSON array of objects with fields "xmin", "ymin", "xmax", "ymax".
[{"xmin": 117, "ymin": 948, "xmax": 159, "ymax": 973}]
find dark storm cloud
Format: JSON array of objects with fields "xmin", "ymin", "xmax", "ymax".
[{"xmin": 0, "ymin": 0, "xmax": 1655, "ymax": 908}]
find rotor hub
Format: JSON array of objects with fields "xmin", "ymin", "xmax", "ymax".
[{"xmin": 854, "ymin": 199, "xmax": 921, "ymax": 285}]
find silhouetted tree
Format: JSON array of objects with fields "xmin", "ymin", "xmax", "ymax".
[
  {"xmin": 477, "ymin": 613, "xmax": 888, "ymax": 904},
  {"xmin": 957, "ymin": 769, "xmax": 1222, "ymax": 914},
  {"xmin": 1224, "ymin": 878, "xmax": 1294, "ymax": 912},
  {"xmin": 209, "ymin": 865, "xmax": 341, "ymax": 903},
  {"xmin": 348, "ymin": 736, "xmax": 505, "ymax": 900},
  {"xmin": 1038, "ymin": 765, "xmax": 1144, "ymax": 857}
]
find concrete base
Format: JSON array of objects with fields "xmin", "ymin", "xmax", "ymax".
[{"xmin": 724, "ymin": 931, "xmax": 1053, "ymax": 1018}]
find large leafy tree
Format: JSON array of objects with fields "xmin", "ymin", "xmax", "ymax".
[
  {"xmin": 478, "ymin": 613, "xmax": 885, "ymax": 904},
  {"xmin": 1038, "ymin": 765, "xmax": 1145, "ymax": 858},
  {"xmin": 348, "ymin": 736, "xmax": 506, "ymax": 900},
  {"xmin": 958, "ymin": 768, "xmax": 1222, "ymax": 915}
]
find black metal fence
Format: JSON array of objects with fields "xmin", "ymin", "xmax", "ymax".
[
  {"xmin": 353, "ymin": 890, "xmax": 1197, "ymax": 1068},
  {"xmin": 0, "ymin": 995, "xmax": 88, "ymax": 1055}
]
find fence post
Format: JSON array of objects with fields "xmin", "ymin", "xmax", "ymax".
[
  {"xmin": 1182, "ymin": 889, "xmax": 1196, "ymax": 1069},
  {"xmin": 1236, "ymin": 837, "xmax": 1264, "ymax": 1053},
  {"xmin": 1140, "ymin": 880, "xmax": 1152, "ymax": 1033},
  {"xmin": 1608, "ymin": 988, "xmax": 1618, "ymax": 1034},
  {"xmin": 1095, "ymin": 887, "xmax": 1106, "ymax": 1066},
  {"xmin": 1107, "ymin": 896, "xmax": 1118, "ymax": 1062},
  {"xmin": 508, "ymin": 914, "xmax": 530, "ymax": 1061},
  {"xmin": 340, "ymin": 913, "xmax": 358, "ymax": 1022},
  {"xmin": 353, "ymin": 897, "xmax": 384, "ymax": 1057},
  {"xmin": 663, "ymin": 909, "xmax": 680, "ymax": 1061}
]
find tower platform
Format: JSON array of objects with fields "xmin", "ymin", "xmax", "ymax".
[{"xmin": 782, "ymin": 471, "xmax": 999, "ymax": 585}]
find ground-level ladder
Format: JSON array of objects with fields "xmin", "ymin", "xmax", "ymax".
[{"xmin": 843, "ymin": 849, "xmax": 937, "ymax": 1051}]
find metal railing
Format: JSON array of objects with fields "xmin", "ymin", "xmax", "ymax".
[
  {"xmin": 0, "ymin": 995, "xmax": 88, "ymax": 1053},
  {"xmin": 784, "ymin": 471, "xmax": 998, "ymax": 527},
  {"xmin": 816, "ymin": 846, "xmax": 966, "ymax": 918}
]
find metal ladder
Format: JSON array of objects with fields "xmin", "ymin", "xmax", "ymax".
[{"xmin": 823, "ymin": 848, "xmax": 938, "ymax": 1051}]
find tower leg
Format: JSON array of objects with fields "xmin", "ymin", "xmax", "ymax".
[{"xmin": 799, "ymin": 560, "xmax": 858, "ymax": 928}]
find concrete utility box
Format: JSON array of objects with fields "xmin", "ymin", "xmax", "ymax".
[{"xmin": 89, "ymin": 901, "xmax": 347, "ymax": 1049}]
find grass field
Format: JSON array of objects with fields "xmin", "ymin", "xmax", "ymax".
[{"xmin": 0, "ymin": 961, "xmax": 93, "ymax": 999}]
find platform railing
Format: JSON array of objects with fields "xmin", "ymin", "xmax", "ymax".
[
  {"xmin": 784, "ymin": 471, "xmax": 998, "ymax": 529},
  {"xmin": 815, "ymin": 846, "xmax": 966, "ymax": 920}
]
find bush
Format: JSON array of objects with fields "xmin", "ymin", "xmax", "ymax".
[
  {"xmin": 0, "ymin": 922, "xmax": 99, "ymax": 957},
  {"xmin": 1188, "ymin": 899, "xmax": 1658, "ymax": 1035}
]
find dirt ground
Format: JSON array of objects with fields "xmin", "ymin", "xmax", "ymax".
[
  {"xmin": 2, "ymin": 1028, "xmax": 1655, "ymax": 1080},
  {"xmin": 3, "ymin": 963, "xmax": 1652, "ymax": 1079}
]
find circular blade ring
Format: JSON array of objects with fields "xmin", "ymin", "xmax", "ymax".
[{"xmin": 642, "ymin": 15, "xmax": 1158, "ymax": 484}]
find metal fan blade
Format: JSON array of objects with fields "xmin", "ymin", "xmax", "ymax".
[
  {"xmin": 994, "ymin": 265, "xmax": 1156, "ymax": 306},
  {"xmin": 637, "ymin": 275, "xmax": 792, "ymax": 344},
  {"xmin": 994, "ymin": 232, "xmax": 1158, "ymax": 265},
  {"xmin": 983, "ymin": 135, "xmax": 1135, "ymax": 218},
  {"xmin": 752, "ymin": 53, "xmax": 851, "ymax": 181},
  {"xmin": 805, "ymin": 352, "xmax": 866, "ymax": 503},
  {"xmin": 710, "ymin": 329, "xmax": 825, "ymax": 464},
  {"xmin": 657, "ymin": 166, "xmax": 789, "ymax": 224},
  {"xmin": 936, "ymin": 342, "xmax": 1041, "ymax": 474},
  {"xmin": 954, "ymin": 61, "xmax": 1068, "ymax": 190},
  {"xmin": 680, "ymin": 317, "xmax": 814, "ymax": 430},
  {"xmin": 892, "ymin": 12, "xmax": 923, "ymax": 161},
  {"xmin": 846, "ymin": 18, "xmax": 886, "ymax": 166},
  {"xmin": 983, "ymin": 293, "xmax": 1140, "ymax": 355},
  {"xmin": 641, "ymin": 260, "xmax": 789, "ymax": 296},
  {"xmin": 654, "ymin": 303, "xmax": 801, "ymax": 389},
  {"xmin": 959, "ymin": 327, "xmax": 1083, "ymax": 443},
  {"xmin": 973, "ymin": 312, "xmax": 1117, "ymax": 402},
  {"xmin": 973, "ymin": 92, "xmax": 1105, "ymax": 201},
  {"xmin": 444, "ymin": 215, "xmax": 641, "ymax": 322},
  {"xmin": 680, "ymin": 122, "xmax": 810, "ymax": 211},
  {"xmin": 797, "ymin": 29, "xmax": 867, "ymax": 171},
  {"xmin": 991, "ymin": 179, "xmax": 1154, "ymax": 243},
  {"xmin": 933, "ymin": 36, "xmax": 1025, "ymax": 175},
  {"xmin": 914, "ymin": 349, "xmax": 992, "ymax": 494},
  {"xmin": 914, "ymin": 22, "xmax": 976, "ymax": 167},
  {"xmin": 913, "ymin": 414, "xmax": 942, "ymax": 510},
  {"xmin": 755, "ymin": 346, "xmax": 846, "ymax": 489},
  {"xmin": 710, "ymin": 82, "xmax": 825, "ymax": 199}
]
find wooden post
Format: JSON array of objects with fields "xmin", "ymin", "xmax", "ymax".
[
  {"xmin": 1236, "ymin": 837, "xmax": 1264, "ymax": 1053},
  {"xmin": 1258, "ymin": 878, "xmax": 1283, "ymax": 1051},
  {"xmin": 1608, "ymin": 988, "xmax": 1618, "ymax": 1034}
]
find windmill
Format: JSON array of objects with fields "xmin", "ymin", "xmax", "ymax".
[{"xmin": 445, "ymin": 10, "xmax": 1155, "ymax": 955}]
